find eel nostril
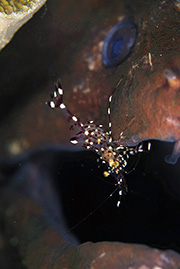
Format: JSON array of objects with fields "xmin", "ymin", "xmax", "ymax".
[
  {"xmin": 164, "ymin": 68, "xmax": 177, "ymax": 80},
  {"xmin": 164, "ymin": 68, "xmax": 180, "ymax": 89}
]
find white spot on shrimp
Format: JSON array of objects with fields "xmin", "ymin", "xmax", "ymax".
[
  {"xmin": 50, "ymin": 101, "xmax": 55, "ymax": 108},
  {"xmin": 60, "ymin": 103, "xmax": 66, "ymax": 109},
  {"xmin": 70, "ymin": 140, "xmax": 78, "ymax": 145},
  {"xmin": 72, "ymin": 116, "xmax": 78, "ymax": 122},
  {"xmin": 58, "ymin": 88, "xmax": 63, "ymax": 95},
  {"xmin": 117, "ymin": 201, "xmax": 120, "ymax": 207},
  {"xmin": 85, "ymin": 130, "xmax": 89, "ymax": 135}
]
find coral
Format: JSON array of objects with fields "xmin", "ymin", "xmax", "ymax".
[{"xmin": 0, "ymin": 0, "xmax": 46, "ymax": 50}]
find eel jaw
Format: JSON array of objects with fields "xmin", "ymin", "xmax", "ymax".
[{"xmin": 165, "ymin": 140, "xmax": 180, "ymax": 164}]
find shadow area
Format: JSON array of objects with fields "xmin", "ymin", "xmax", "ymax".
[{"xmin": 0, "ymin": 141, "xmax": 180, "ymax": 267}]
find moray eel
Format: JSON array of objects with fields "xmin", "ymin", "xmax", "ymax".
[
  {"xmin": 58, "ymin": 0, "xmax": 180, "ymax": 165},
  {"xmin": 1, "ymin": 1, "xmax": 180, "ymax": 267},
  {"xmin": 110, "ymin": 0, "xmax": 180, "ymax": 164},
  {"xmin": 1, "ymin": 0, "xmax": 179, "ymax": 164}
]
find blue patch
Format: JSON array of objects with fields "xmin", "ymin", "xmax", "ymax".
[{"xmin": 102, "ymin": 20, "xmax": 137, "ymax": 67}]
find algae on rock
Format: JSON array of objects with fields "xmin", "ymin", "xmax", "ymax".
[{"xmin": 0, "ymin": 0, "xmax": 47, "ymax": 50}]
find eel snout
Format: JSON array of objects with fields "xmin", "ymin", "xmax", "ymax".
[{"xmin": 163, "ymin": 68, "xmax": 180, "ymax": 164}]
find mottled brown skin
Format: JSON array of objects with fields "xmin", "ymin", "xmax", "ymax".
[
  {"xmin": 63, "ymin": 0, "xmax": 180, "ymax": 163},
  {"xmin": 109, "ymin": 0, "xmax": 180, "ymax": 164},
  {"xmin": 47, "ymin": 0, "xmax": 180, "ymax": 163},
  {"xmin": 1, "ymin": 0, "xmax": 179, "ymax": 162},
  {"xmin": 1, "ymin": 0, "xmax": 180, "ymax": 266}
]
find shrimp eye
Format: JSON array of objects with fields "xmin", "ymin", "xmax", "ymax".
[{"xmin": 102, "ymin": 20, "xmax": 137, "ymax": 67}]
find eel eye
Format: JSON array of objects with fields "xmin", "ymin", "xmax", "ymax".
[{"xmin": 102, "ymin": 20, "xmax": 137, "ymax": 67}]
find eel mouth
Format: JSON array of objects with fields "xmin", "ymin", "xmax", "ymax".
[{"xmin": 0, "ymin": 143, "xmax": 180, "ymax": 247}]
